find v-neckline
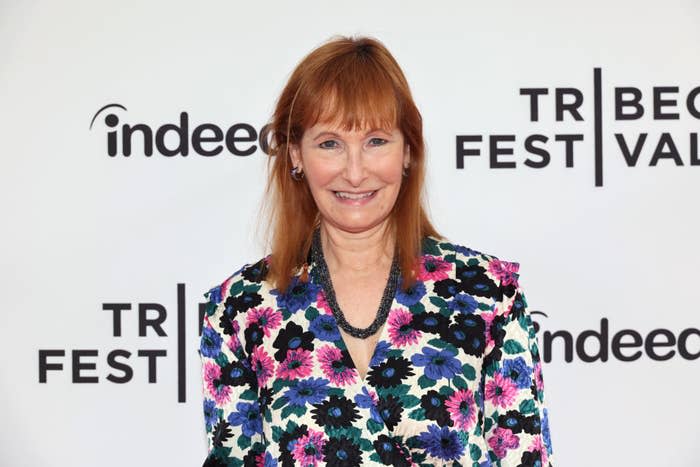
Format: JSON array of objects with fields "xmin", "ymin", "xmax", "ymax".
[
  {"xmin": 307, "ymin": 255, "xmax": 397, "ymax": 391},
  {"xmin": 340, "ymin": 321, "xmax": 390, "ymax": 383}
]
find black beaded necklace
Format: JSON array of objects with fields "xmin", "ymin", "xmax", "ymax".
[{"xmin": 310, "ymin": 227, "xmax": 400, "ymax": 339}]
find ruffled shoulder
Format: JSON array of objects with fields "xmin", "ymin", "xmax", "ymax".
[
  {"xmin": 202, "ymin": 255, "xmax": 271, "ymax": 305},
  {"xmin": 423, "ymin": 235, "xmax": 521, "ymax": 301}
]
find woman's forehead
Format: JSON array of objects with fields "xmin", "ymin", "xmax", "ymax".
[
  {"xmin": 305, "ymin": 118, "xmax": 398, "ymax": 137},
  {"xmin": 306, "ymin": 110, "xmax": 397, "ymax": 134}
]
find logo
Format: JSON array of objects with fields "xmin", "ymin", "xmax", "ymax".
[
  {"xmin": 531, "ymin": 311, "xmax": 700, "ymax": 362},
  {"xmin": 38, "ymin": 284, "xmax": 210, "ymax": 403},
  {"xmin": 89, "ymin": 103, "xmax": 270, "ymax": 157},
  {"xmin": 456, "ymin": 68, "xmax": 700, "ymax": 186}
]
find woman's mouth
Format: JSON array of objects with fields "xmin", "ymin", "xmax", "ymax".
[{"xmin": 333, "ymin": 190, "xmax": 377, "ymax": 200}]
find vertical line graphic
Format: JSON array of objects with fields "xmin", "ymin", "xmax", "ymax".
[
  {"xmin": 594, "ymin": 68, "xmax": 603, "ymax": 187},
  {"xmin": 177, "ymin": 283, "xmax": 186, "ymax": 403}
]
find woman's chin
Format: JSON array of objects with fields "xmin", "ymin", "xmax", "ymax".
[{"xmin": 321, "ymin": 215, "xmax": 392, "ymax": 235}]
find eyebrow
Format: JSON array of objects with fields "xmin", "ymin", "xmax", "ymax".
[{"xmin": 311, "ymin": 128, "xmax": 392, "ymax": 141}]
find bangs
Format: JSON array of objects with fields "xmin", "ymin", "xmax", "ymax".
[{"xmin": 297, "ymin": 54, "xmax": 401, "ymax": 133}]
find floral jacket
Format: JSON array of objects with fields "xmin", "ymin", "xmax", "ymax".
[{"xmin": 199, "ymin": 236, "xmax": 554, "ymax": 467}]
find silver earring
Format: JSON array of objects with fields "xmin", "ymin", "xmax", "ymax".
[
  {"xmin": 402, "ymin": 166, "xmax": 409, "ymax": 177},
  {"xmin": 290, "ymin": 166, "xmax": 304, "ymax": 181}
]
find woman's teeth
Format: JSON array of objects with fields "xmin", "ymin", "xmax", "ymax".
[{"xmin": 334, "ymin": 191, "xmax": 376, "ymax": 199}]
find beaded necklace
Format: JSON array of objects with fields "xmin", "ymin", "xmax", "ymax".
[{"xmin": 310, "ymin": 227, "xmax": 400, "ymax": 339}]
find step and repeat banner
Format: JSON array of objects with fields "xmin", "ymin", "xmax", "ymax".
[{"xmin": 1, "ymin": 1, "xmax": 698, "ymax": 466}]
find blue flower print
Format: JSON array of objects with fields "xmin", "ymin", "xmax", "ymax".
[
  {"xmin": 260, "ymin": 452, "xmax": 278, "ymax": 467},
  {"xmin": 418, "ymin": 424, "xmax": 465, "ymax": 461},
  {"xmin": 452, "ymin": 244, "xmax": 479, "ymax": 257},
  {"xmin": 272, "ymin": 276, "xmax": 321, "ymax": 313},
  {"xmin": 447, "ymin": 293, "xmax": 479, "ymax": 314},
  {"xmin": 369, "ymin": 340, "xmax": 391, "ymax": 367},
  {"xmin": 396, "ymin": 280, "xmax": 427, "ymax": 307},
  {"xmin": 543, "ymin": 408, "xmax": 553, "ymax": 454},
  {"xmin": 203, "ymin": 398, "xmax": 218, "ymax": 429},
  {"xmin": 205, "ymin": 284, "xmax": 223, "ymax": 304},
  {"xmin": 200, "ymin": 326, "xmax": 223, "ymax": 358},
  {"xmin": 502, "ymin": 356, "xmax": 533, "ymax": 389},
  {"xmin": 354, "ymin": 387, "xmax": 383, "ymax": 423},
  {"xmin": 227, "ymin": 401, "xmax": 262, "ymax": 437},
  {"xmin": 284, "ymin": 377, "xmax": 330, "ymax": 406},
  {"xmin": 309, "ymin": 314, "xmax": 341, "ymax": 341},
  {"xmin": 411, "ymin": 347, "xmax": 461, "ymax": 380}
]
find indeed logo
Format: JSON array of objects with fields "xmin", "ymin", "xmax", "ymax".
[
  {"xmin": 532, "ymin": 311, "xmax": 700, "ymax": 363},
  {"xmin": 89, "ymin": 103, "xmax": 271, "ymax": 157}
]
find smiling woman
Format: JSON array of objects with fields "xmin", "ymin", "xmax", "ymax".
[
  {"xmin": 289, "ymin": 122, "xmax": 409, "ymax": 239},
  {"xmin": 199, "ymin": 35, "xmax": 555, "ymax": 467}
]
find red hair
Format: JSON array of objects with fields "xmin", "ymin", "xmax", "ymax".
[{"xmin": 260, "ymin": 35, "xmax": 440, "ymax": 292}]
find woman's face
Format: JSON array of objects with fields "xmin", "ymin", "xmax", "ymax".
[{"xmin": 290, "ymin": 119, "xmax": 410, "ymax": 235}]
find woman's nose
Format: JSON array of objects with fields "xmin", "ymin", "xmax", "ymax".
[{"xmin": 343, "ymin": 145, "xmax": 368, "ymax": 187}]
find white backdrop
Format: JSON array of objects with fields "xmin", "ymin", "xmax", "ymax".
[{"xmin": 1, "ymin": 1, "xmax": 699, "ymax": 466}]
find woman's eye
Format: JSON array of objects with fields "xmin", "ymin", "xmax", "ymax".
[
  {"xmin": 319, "ymin": 140, "xmax": 338, "ymax": 149},
  {"xmin": 369, "ymin": 138, "xmax": 387, "ymax": 146}
]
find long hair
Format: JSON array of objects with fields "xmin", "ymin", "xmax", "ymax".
[{"xmin": 260, "ymin": 34, "xmax": 440, "ymax": 293}]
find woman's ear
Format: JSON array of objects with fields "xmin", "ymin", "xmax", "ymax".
[
  {"xmin": 289, "ymin": 143, "xmax": 303, "ymax": 170},
  {"xmin": 403, "ymin": 143, "xmax": 411, "ymax": 169}
]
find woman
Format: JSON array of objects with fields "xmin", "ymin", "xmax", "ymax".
[{"xmin": 200, "ymin": 35, "xmax": 554, "ymax": 467}]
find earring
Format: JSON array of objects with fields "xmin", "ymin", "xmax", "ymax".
[
  {"xmin": 290, "ymin": 166, "xmax": 304, "ymax": 181},
  {"xmin": 402, "ymin": 166, "xmax": 409, "ymax": 177}
]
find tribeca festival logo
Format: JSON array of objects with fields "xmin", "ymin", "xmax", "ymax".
[
  {"xmin": 456, "ymin": 68, "xmax": 700, "ymax": 186},
  {"xmin": 38, "ymin": 284, "xmax": 210, "ymax": 403},
  {"xmin": 89, "ymin": 103, "xmax": 270, "ymax": 157}
]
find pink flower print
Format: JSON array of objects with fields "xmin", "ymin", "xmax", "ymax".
[
  {"xmin": 534, "ymin": 362, "xmax": 543, "ymax": 390},
  {"xmin": 219, "ymin": 318, "xmax": 241, "ymax": 352},
  {"xmin": 251, "ymin": 345, "xmax": 275, "ymax": 388},
  {"xmin": 367, "ymin": 388, "xmax": 379, "ymax": 405},
  {"xmin": 292, "ymin": 429, "xmax": 326, "ymax": 466},
  {"xmin": 226, "ymin": 332, "xmax": 241, "ymax": 353},
  {"xmin": 445, "ymin": 388, "xmax": 477, "ymax": 431},
  {"xmin": 487, "ymin": 427, "xmax": 520, "ymax": 459},
  {"xmin": 276, "ymin": 348, "xmax": 313, "ymax": 380},
  {"xmin": 528, "ymin": 435, "xmax": 548, "ymax": 465},
  {"xmin": 485, "ymin": 372, "xmax": 518, "ymax": 409},
  {"xmin": 254, "ymin": 451, "xmax": 275, "ymax": 467},
  {"xmin": 246, "ymin": 307, "xmax": 282, "ymax": 337},
  {"xmin": 387, "ymin": 308, "xmax": 421, "ymax": 347},
  {"xmin": 417, "ymin": 255, "xmax": 451, "ymax": 282},
  {"xmin": 203, "ymin": 361, "xmax": 231, "ymax": 405},
  {"xmin": 488, "ymin": 259, "xmax": 520, "ymax": 288},
  {"xmin": 317, "ymin": 345, "xmax": 358, "ymax": 386},
  {"xmin": 316, "ymin": 290, "xmax": 333, "ymax": 315}
]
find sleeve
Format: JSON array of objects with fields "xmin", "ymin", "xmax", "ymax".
[
  {"xmin": 199, "ymin": 279, "xmax": 265, "ymax": 467},
  {"xmin": 481, "ymin": 261, "xmax": 554, "ymax": 467}
]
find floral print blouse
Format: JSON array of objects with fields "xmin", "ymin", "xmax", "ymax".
[{"xmin": 199, "ymin": 236, "xmax": 554, "ymax": 467}]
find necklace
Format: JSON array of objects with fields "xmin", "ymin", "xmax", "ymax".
[{"xmin": 310, "ymin": 227, "xmax": 400, "ymax": 339}]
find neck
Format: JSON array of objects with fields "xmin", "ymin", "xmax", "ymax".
[{"xmin": 319, "ymin": 221, "xmax": 395, "ymax": 275}]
